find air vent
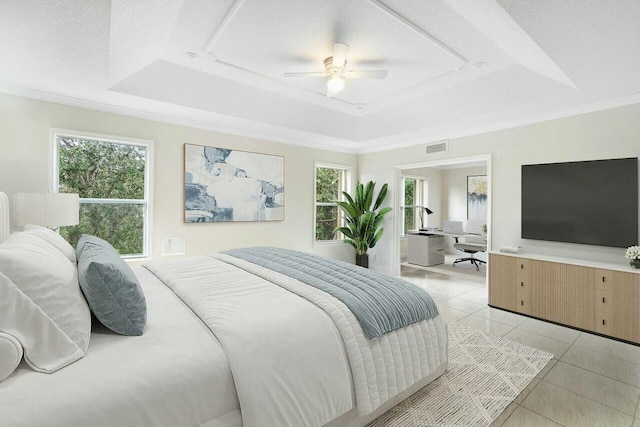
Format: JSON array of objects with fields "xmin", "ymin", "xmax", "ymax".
[{"xmin": 425, "ymin": 140, "xmax": 448, "ymax": 155}]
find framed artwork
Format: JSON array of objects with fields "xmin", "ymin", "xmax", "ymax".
[
  {"xmin": 467, "ymin": 175, "xmax": 487, "ymax": 220},
  {"xmin": 184, "ymin": 144, "xmax": 284, "ymax": 222}
]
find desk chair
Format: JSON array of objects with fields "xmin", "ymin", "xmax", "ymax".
[{"xmin": 453, "ymin": 234, "xmax": 487, "ymax": 271}]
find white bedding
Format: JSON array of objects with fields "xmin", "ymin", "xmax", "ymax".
[
  {"xmin": 145, "ymin": 256, "xmax": 354, "ymax": 427},
  {"xmin": 0, "ymin": 253, "xmax": 447, "ymax": 427},
  {"xmin": 146, "ymin": 254, "xmax": 448, "ymax": 427},
  {"xmin": 0, "ymin": 268, "xmax": 240, "ymax": 427},
  {"xmin": 215, "ymin": 253, "xmax": 448, "ymax": 416}
]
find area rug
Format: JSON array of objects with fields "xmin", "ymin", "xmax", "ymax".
[{"xmin": 366, "ymin": 323, "xmax": 554, "ymax": 427}]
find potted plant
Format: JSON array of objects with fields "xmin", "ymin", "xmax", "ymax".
[
  {"xmin": 625, "ymin": 245, "xmax": 640, "ymax": 269},
  {"xmin": 334, "ymin": 181, "xmax": 392, "ymax": 268}
]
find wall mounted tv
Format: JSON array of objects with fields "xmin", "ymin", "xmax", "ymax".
[{"xmin": 521, "ymin": 157, "xmax": 638, "ymax": 248}]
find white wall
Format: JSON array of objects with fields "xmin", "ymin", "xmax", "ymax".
[
  {"xmin": 359, "ymin": 103, "xmax": 640, "ymax": 275},
  {"xmin": 2, "ymin": 93, "xmax": 638, "ymax": 274},
  {"xmin": 0, "ymin": 93, "xmax": 358, "ymax": 264}
]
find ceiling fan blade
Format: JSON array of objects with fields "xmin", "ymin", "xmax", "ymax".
[
  {"xmin": 283, "ymin": 72, "xmax": 327, "ymax": 77},
  {"xmin": 332, "ymin": 43, "xmax": 349, "ymax": 69},
  {"xmin": 346, "ymin": 70, "xmax": 388, "ymax": 79}
]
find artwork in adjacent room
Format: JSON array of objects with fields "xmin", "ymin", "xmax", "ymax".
[
  {"xmin": 184, "ymin": 144, "xmax": 284, "ymax": 222},
  {"xmin": 467, "ymin": 175, "xmax": 487, "ymax": 220}
]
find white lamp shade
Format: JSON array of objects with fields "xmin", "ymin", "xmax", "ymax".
[{"xmin": 12, "ymin": 193, "xmax": 79, "ymax": 228}]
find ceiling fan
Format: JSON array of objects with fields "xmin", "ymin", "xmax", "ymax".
[{"xmin": 283, "ymin": 43, "xmax": 388, "ymax": 98}]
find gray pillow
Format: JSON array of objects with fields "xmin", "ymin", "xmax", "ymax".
[{"xmin": 77, "ymin": 235, "xmax": 146, "ymax": 336}]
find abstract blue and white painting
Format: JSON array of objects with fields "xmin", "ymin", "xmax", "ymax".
[
  {"xmin": 184, "ymin": 144, "xmax": 284, "ymax": 222},
  {"xmin": 467, "ymin": 175, "xmax": 487, "ymax": 220}
]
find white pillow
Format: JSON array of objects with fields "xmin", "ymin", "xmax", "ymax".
[
  {"xmin": 0, "ymin": 233, "xmax": 90, "ymax": 362},
  {"xmin": 23, "ymin": 224, "xmax": 76, "ymax": 263},
  {"xmin": 0, "ymin": 331, "xmax": 23, "ymax": 381},
  {"xmin": 0, "ymin": 272, "xmax": 85, "ymax": 373}
]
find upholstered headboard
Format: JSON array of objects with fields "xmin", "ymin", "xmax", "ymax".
[{"xmin": 0, "ymin": 192, "xmax": 9, "ymax": 242}]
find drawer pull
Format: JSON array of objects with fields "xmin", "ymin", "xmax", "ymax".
[
  {"xmin": 602, "ymin": 276, "xmax": 605, "ymax": 283},
  {"xmin": 520, "ymin": 300, "xmax": 524, "ymax": 306},
  {"xmin": 602, "ymin": 319, "xmax": 606, "ymax": 326},
  {"xmin": 521, "ymin": 282, "xmax": 524, "ymax": 287},
  {"xmin": 520, "ymin": 264, "xmax": 524, "ymax": 270},
  {"xmin": 602, "ymin": 297, "xmax": 605, "ymax": 303}
]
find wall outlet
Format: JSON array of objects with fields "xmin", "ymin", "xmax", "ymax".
[{"xmin": 161, "ymin": 237, "xmax": 185, "ymax": 256}]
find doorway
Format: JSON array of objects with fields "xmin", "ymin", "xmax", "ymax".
[{"xmin": 392, "ymin": 154, "xmax": 492, "ymax": 278}]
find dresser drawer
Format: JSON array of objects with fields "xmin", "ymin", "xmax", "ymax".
[{"xmin": 595, "ymin": 290, "xmax": 613, "ymax": 313}]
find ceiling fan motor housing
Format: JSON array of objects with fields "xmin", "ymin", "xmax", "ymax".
[{"xmin": 324, "ymin": 57, "xmax": 346, "ymax": 75}]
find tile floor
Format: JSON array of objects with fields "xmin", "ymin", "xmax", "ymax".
[{"xmin": 401, "ymin": 264, "xmax": 640, "ymax": 427}]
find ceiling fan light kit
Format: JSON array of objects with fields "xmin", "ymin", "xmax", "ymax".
[
  {"xmin": 284, "ymin": 42, "xmax": 389, "ymax": 98},
  {"xmin": 327, "ymin": 75, "xmax": 345, "ymax": 92}
]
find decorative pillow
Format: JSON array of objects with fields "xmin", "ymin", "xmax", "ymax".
[
  {"xmin": 0, "ymin": 233, "xmax": 91, "ymax": 355},
  {"xmin": 23, "ymin": 224, "xmax": 77, "ymax": 263},
  {"xmin": 0, "ymin": 331, "xmax": 23, "ymax": 382},
  {"xmin": 0, "ymin": 271, "xmax": 86, "ymax": 374},
  {"xmin": 77, "ymin": 235, "xmax": 147, "ymax": 336}
]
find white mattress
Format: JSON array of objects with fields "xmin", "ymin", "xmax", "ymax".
[{"xmin": 0, "ymin": 268, "xmax": 240, "ymax": 427}]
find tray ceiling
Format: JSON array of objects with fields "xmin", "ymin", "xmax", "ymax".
[{"xmin": 0, "ymin": 0, "xmax": 638, "ymax": 152}]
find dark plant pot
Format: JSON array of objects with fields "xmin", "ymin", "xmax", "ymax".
[
  {"xmin": 631, "ymin": 259, "xmax": 640, "ymax": 269},
  {"xmin": 356, "ymin": 254, "xmax": 369, "ymax": 268}
]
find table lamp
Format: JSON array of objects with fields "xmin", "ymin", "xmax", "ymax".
[
  {"xmin": 419, "ymin": 207, "xmax": 434, "ymax": 230},
  {"xmin": 12, "ymin": 193, "xmax": 79, "ymax": 230}
]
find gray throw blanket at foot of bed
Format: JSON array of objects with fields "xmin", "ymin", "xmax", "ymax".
[{"xmin": 223, "ymin": 247, "xmax": 439, "ymax": 339}]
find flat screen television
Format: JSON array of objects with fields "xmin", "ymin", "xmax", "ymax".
[{"xmin": 521, "ymin": 157, "xmax": 638, "ymax": 248}]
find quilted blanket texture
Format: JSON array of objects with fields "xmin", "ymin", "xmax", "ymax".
[{"xmin": 224, "ymin": 247, "xmax": 439, "ymax": 339}]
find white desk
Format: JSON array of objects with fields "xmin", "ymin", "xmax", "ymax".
[
  {"xmin": 413, "ymin": 229, "xmax": 488, "ymax": 270},
  {"xmin": 420, "ymin": 229, "xmax": 483, "ymax": 243},
  {"xmin": 407, "ymin": 232, "xmax": 445, "ymax": 266}
]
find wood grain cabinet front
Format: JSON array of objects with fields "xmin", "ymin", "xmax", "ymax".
[
  {"xmin": 488, "ymin": 254, "xmax": 517, "ymax": 311},
  {"xmin": 489, "ymin": 253, "xmax": 639, "ymax": 344},
  {"xmin": 594, "ymin": 269, "xmax": 640, "ymax": 342}
]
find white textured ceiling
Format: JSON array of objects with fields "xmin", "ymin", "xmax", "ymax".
[{"xmin": 0, "ymin": 0, "xmax": 638, "ymax": 153}]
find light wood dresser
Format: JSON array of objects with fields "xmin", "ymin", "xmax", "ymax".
[{"xmin": 489, "ymin": 252, "xmax": 640, "ymax": 344}]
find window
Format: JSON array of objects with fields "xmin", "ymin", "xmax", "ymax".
[
  {"xmin": 53, "ymin": 131, "xmax": 152, "ymax": 258},
  {"xmin": 314, "ymin": 164, "xmax": 351, "ymax": 241},
  {"xmin": 401, "ymin": 176, "xmax": 426, "ymax": 236}
]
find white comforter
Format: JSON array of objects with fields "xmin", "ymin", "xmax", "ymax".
[
  {"xmin": 0, "ymin": 268, "xmax": 241, "ymax": 427},
  {"xmin": 145, "ymin": 254, "xmax": 448, "ymax": 427}
]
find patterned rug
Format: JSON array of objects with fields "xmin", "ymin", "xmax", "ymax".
[{"xmin": 367, "ymin": 323, "xmax": 554, "ymax": 427}]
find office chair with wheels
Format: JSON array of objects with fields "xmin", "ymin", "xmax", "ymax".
[{"xmin": 453, "ymin": 232, "xmax": 487, "ymax": 271}]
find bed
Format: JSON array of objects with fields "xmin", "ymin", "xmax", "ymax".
[{"xmin": 0, "ymin": 192, "xmax": 447, "ymax": 427}]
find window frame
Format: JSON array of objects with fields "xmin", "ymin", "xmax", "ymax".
[
  {"xmin": 313, "ymin": 162, "xmax": 353, "ymax": 244},
  {"xmin": 50, "ymin": 129, "xmax": 154, "ymax": 260},
  {"xmin": 400, "ymin": 175, "xmax": 428, "ymax": 237}
]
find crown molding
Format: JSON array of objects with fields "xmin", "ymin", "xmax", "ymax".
[
  {"xmin": 2, "ymin": 83, "xmax": 637, "ymax": 157},
  {"xmin": 0, "ymin": 83, "xmax": 358, "ymax": 154},
  {"xmin": 356, "ymin": 93, "xmax": 640, "ymax": 154}
]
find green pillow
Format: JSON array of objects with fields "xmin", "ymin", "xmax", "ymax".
[{"xmin": 77, "ymin": 235, "xmax": 146, "ymax": 336}]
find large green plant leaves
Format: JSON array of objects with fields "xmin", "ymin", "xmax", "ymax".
[{"xmin": 334, "ymin": 181, "xmax": 391, "ymax": 255}]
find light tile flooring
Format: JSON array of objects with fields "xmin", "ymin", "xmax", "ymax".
[{"xmin": 401, "ymin": 264, "xmax": 640, "ymax": 427}]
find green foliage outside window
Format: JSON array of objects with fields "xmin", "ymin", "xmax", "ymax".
[
  {"xmin": 316, "ymin": 167, "xmax": 341, "ymax": 241},
  {"xmin": 403, "ymin": 178, "xmax": 415, "ymax": 233},
  {"xmin": 58, "ymin": 136, "xmax": 147, "ymax": 256}
]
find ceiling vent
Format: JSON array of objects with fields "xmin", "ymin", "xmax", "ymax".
[{"xmin": 425, "ymin": 140, "xmax": 448, "ymax": 155}]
